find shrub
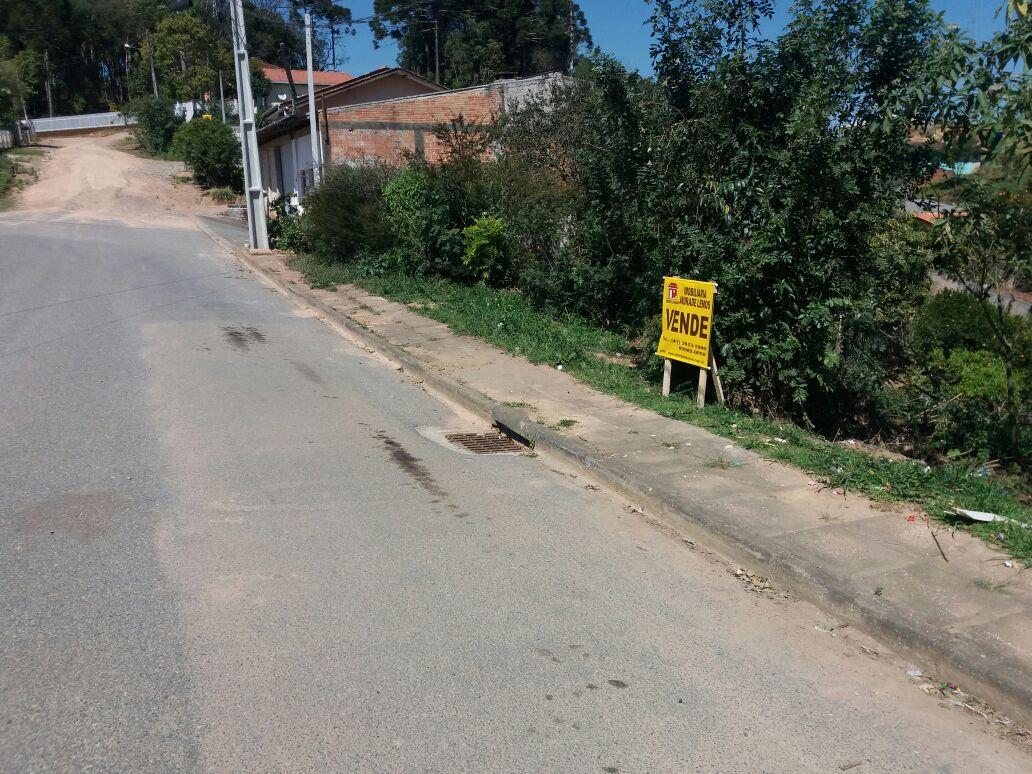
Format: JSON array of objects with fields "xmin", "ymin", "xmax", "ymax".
[
  {"xmin": 170, "ymin": 117, "xmax": 242, "ymax": 189},
  {"xmin": 207, "ymin": 186, "xmax": 238, "ymax": 204},
  {"xmin": 303, "ymin": 161, "xmax": 395, "ymax": 261},
  {"xmin": 126, "ymin": 95, "xmax": 183, "ymax": 155},
  {"xmin": 382, "ymin": 163, "xmax": 459, "ymax": 274},
  {"xmin": 498, "ymin": 46, "xmax": 939, "ymax": 427},
  {"xmin": 267, "ymin": 197, "xmax": 310, "ymax": 253},
  {"xmin": 900, "ymin": 348, "xmax": 1030, "ymax": 464},
  {"xmin": 0, "ymin": 150, "xmax": 14, "ymax": 201},
  {"xmin": 461, "ymin": 215, "xmax": 514, "ymax": 283},
  {"xmin": 912, "ymin": 291, "xmax": 1000, "ymax": 357}
]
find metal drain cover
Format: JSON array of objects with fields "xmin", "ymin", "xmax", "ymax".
[{"xmin": 445, "ymin": 431, "xmax": 524, "ymax": 454}]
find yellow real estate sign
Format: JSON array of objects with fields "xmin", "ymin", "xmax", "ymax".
[{"xmin": 656, "ymin": 277, "xmax": 715, "ymax": 369}]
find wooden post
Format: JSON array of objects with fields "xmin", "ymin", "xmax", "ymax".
[
  {"xmin": 710, "ymin": 351, "xmax": 725, "ymax": 404},
  {"xmin": 697, "ymin": 365, "xmax": 708, "ymax": 409},
  {"xmin": 662, "ymin": 358, "xmax": 672, "ymax": 397}
]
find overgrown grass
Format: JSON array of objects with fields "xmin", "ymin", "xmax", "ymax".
[
  {"xmin": 290, "ymin": 253, "xmax": 1032, "ymax": 565},
  {"xmin": 0, "ymin": 151, "xmax": 13, "ymax": 203},
  {"xmin": 0, "ymin": 148, "xmax": 25, "ymax": 209},
  {"xmin": 6, "ymin": 146, "xmax": 45, "ymax": 157},
  {"xmin": 115, "ymin": 135, "xmax": 176, "ymax": 161},
  {"xmin": 207, "ymin": 186, "xmax": 239, "ymax": 204}
]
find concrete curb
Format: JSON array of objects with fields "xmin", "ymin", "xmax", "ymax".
[{"xmin": 197, "ymin": 219, "xmax": 1032, "ymax": 727}]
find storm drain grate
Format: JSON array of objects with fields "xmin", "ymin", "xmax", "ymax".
[{"xmin": 445, "ymin": 431, "xmax": 525, "ymax": 454}]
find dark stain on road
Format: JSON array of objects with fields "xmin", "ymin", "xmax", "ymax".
[
  {"xmin": 290, "ymin": 360, "xmax": 327, "ymax": 387},
  {"xmin": 374, "ymin": 431, "xmax": 447, "ymax": 499},
  {"xmin": 607, "ymin": 679, "xmax": 629, "ymax": 689},
  {"xmin": 223, "ymin": 325, "xmax": 267, "ymax": 351},
  {"xmin": 536, "ymin": 648, "xmax": 563, "ymax": 665},
  {"xmin": 13, "ymin": 490, "xmax": 129, "ymax": 541}
]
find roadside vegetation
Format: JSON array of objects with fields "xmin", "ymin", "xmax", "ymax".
[
  {"xmin": 290, "ymin": 252, "xmax": 1032, "ymax": 564},
  {"xmin": 122, "ymin": 95, "xmax": 243, "ymax": 192},
  {"xmin": 0, "ymin": 149, "xmax": 15, "ymax": 206},
  {"xmin": 0, "ymin": 145, "xmax": 43, "ymax": 208},
  {"xmin": 274, "ymin": 1, "xmax": 1030, "ymax": 561}
]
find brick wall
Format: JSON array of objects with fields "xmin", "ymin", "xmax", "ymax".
[{"xmin": 324, "ymin": 74, "xmax": 563, "ymax": 165}]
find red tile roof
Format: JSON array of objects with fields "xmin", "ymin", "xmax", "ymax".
[{"xmin": 261, "ymin": 66, "xmax": 352, "ymax": 87}]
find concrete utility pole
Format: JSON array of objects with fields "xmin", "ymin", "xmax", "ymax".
[
  {"xmin": 148, "ymin": 35, "xmax": 158, "ymax": 97},
  {"xmin": 433, "ymin": 18, "xmax": 440, "ymax": 84},
  {"xmin": 304, "ymin": 10, "xmax": 322, "ymax": 187},
  {"xmin": 218, "ymin": 69, "xmax": 226, "ymax": 122},
  {"xmin": 228, "ymin": 0, "xmax": 269, "ymax": 250},
  {"xmin": 567, "ymin": 1, "xmax": 576, "ymax": 76}
]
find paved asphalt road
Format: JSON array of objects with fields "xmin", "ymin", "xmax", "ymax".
[{"xmin": 1, "ymin": 211, "xmax": 1029, "ymax": 773}]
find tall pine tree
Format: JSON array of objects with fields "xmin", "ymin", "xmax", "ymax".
[{"xmin": 370, "ymin": 1, "xmax": 591, "ymax": 86}]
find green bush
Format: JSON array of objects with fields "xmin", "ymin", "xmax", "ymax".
[
  {"xmin": 900, "ymin": 290, "xmax": 1032, "ymax": 465},
  {"xmin": 912, "ymin": 290, "xmax": 1032, "ymax": 366},
  {"xmin": 461, "ymin": 215, "xmax": 514, "ymax": 283},
  {"xmin": 900, "ymin": 348, "xmax": 1030, "ymax": 463},
  {"xmin": 303, "ymin": 161, "xmax": 394, "ymax": 261},
  {"xmin": 125, "ymin": 95, "xmax": 183, "ymax": 155},
  {"xmin": 207, "ymin": 186, "xmax": 238, "ymax": 204},
  {"xmin": 382, "ymin": 163, "xmax": 459, "ymax": 274},
  {"xmin": 0, "ymin": 150, "xmax": 14, "ymax": 202},
  {"xmin": 170, "ymin": 117, "xmax": 242, "ymax": 189},
  {"xmin": 912, "ymin": 291, "xmax": 1000, "ymax": 357},
  {"xmin": 267, "ymin": 198, "xmax": 310, "ymax": 253}
]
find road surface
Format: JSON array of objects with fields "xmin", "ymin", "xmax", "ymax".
[{"xmin": 1, "ymin": 135, "xmax": 1028, "ymax": 772}]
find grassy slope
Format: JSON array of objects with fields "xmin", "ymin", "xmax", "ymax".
[
  {"xmin": 290, "ymin": 254, "xmax": 1032, "ymax": 565},
  {"xmin": 0, "ymin": 150, "xmax": 14, "ymax": 206},
  {"xmin": 0, "ymin": 146, "xmax": 47, "ymax": 209}
]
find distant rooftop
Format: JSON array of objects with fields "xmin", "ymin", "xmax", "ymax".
[{"xmin": 261, "ymin": 66, "xmax": 352, "ymax": 87}]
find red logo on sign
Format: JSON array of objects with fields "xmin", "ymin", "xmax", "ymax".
[{"xmin": 668, "ymin": 283, "xmax": 678, "ymax": 300}]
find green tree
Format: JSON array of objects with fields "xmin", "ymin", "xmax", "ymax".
[
  {"xmin": 146, "ymin": 13, "xmax": 231, "ymax": 104},
  {"xmin": 900, "ymin": 4, "xmax": 1032, "ymax": 454},
  {"xmin": 231, "ymin": 1, "xmax": 351, "ymax": 70},
  {"xmin": 497, "ymin": 0, "xmax": 941, "ymax": 424},
  {"xmin": 0, "ymin": 0, "xmax": 169, "ymax": 114},
  {"xmin": 0, "ymin": 37, "xmax": 25, "ymax": 123},
  {"xmin": 370, "ymin": 1, "xmax": 591, "ymax": 86}
]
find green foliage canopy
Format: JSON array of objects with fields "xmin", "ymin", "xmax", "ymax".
[{"xmin": 370, "ymin": 0, "xmax": 592, "ymax": 86}]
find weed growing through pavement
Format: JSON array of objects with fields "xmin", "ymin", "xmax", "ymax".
[
  {"xmin": 704, "ymin": 452, "xmax": 744, "ymax": 470},
  {"xmin": 974, "ymin": 578, "xmax": 1009, "ymax": 594}
]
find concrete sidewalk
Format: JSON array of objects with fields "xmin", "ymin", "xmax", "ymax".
[{"xmin": 198, "ymin": 217, "xmax": 1032, "ymax": 726}]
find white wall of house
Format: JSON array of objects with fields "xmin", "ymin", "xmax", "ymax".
[{"xmin": 261, "ymin": 129, "xmax": 317, "ymax": 202}]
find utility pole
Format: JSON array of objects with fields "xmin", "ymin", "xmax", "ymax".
[
  {"xmin": 218, "ymin": 69, "xmax": 226, "ymax": 121},
  {"xmin": 148, "ymin": 34, "xmax": 158, "ymax": 97},
  {"xmin": 567, "ymin": 1, "xmax": 575, "ymax": 76},
  {"xmin": 433, "ymin": 18, "xmax": 440, "ymax": 84},
  {"xmin": 228, "ymin": 0, "xmax": 269, "ymax": 250},
  {"xmin": 43, "ymin": 48, "xmax": 53, "ymax": 118},
  {"xmin": 304, "ymin": 10, "xmax": 323, "ymax": 187}
]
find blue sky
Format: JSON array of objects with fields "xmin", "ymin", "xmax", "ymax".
[{"xmin": 333, "ymin": 1, "xmax": 999, "ymax": 77}]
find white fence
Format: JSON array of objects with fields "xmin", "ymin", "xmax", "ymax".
[{"xmin": 30, "ymin": 111, "xmax": 135, "ymax": 134}]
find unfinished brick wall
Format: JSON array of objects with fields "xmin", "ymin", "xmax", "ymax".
[{"xmin": 324, "ymin": 77, "xmax": 552, "ymax": 164}]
